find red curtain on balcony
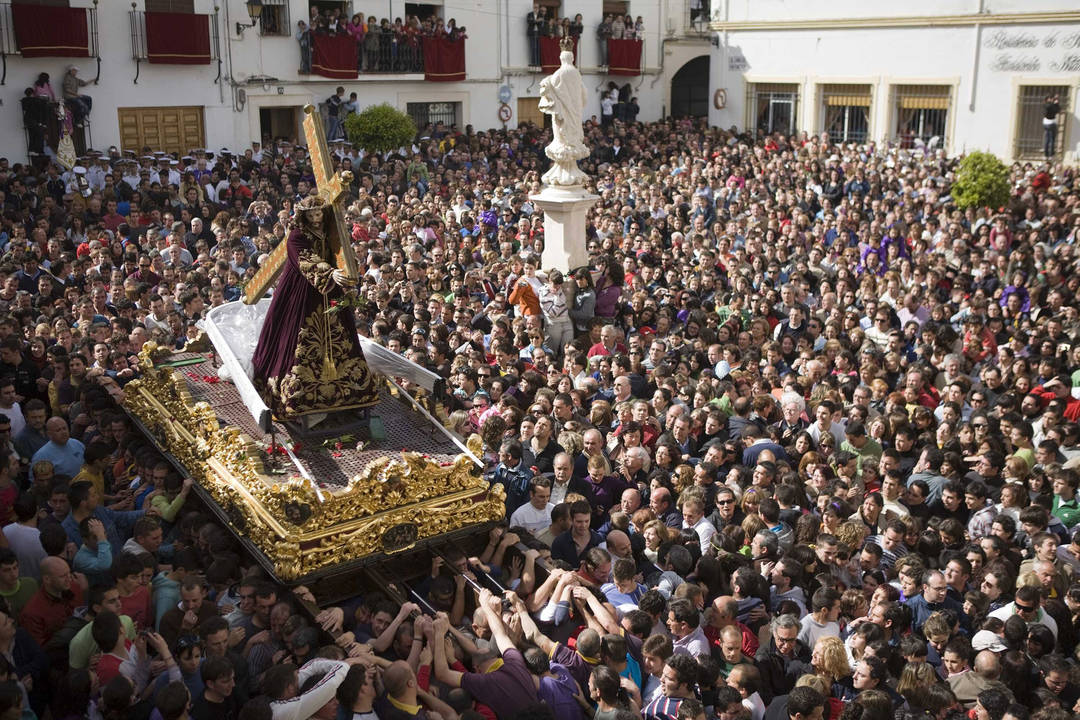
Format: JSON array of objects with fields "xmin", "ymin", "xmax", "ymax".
[
  {"xmin": 146, "ymin": 12, "xmax": 211, "ymax": 64},
  {"xmin": 539, "ymin": 37, "xmax": 577, "ymax": 73},
  {"xmin": 607, "ymin": 38, "xmax": 642, "ymax": 76},
  {"xmin": 423, "ymin": 37, "xmax": 465, "ymax": 82},
  {"xmin": 11, "ymin": 4, "xmax": 89, "ymax": 58},
  {"xmin": 311, "ymin": 35, "xmax": 358, "ymax": 79}
]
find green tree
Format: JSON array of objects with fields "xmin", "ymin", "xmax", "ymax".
[
  {"xmin": 344, "ymin": 104, "xmax": 417, "ymax": 155},
  {"xmin": 951, "ymin": 151, "xmax": 1011, "ymax": 211}
]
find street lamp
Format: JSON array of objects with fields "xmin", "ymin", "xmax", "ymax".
[{"xmin": 236, "ymin": 0, "xmax": 262, "ymax": 37}]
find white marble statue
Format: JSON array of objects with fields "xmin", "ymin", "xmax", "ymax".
[{"xmin": 538, "ymin": 45, "xmax": 589, "ymax": 187}]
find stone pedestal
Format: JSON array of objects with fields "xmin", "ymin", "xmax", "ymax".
[{"xmin": 529, "ymin": 185, "xmax": 599, "ymax": 274}]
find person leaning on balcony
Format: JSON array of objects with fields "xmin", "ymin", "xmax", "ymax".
[
  {"xmin": 597, "ymin": 15, "xmax": 613, "ymax": 66},
  {"xmin": 295, "ymin": 21, "xmax": 311, "ymax": 73},
  {"xmin": 526, "ymin": 3, "xmax": 540, "ymax": 67}
]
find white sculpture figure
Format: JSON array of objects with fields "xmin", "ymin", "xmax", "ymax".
[{"xmin": 538, "ymin": 39, "xmax": 589, "ymax": 187}]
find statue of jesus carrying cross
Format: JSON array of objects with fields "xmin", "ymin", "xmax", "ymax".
[{"xmin": 248, "ymin": 105, "xmax": 379, "ymax": 422}]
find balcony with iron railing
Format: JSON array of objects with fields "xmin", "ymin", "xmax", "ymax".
[
  {"xmin": 0, "ymin": 0, "xmax": 101, "ymax": 85},
  {"xmin": 299, "ymin": 33, "xmax": 427, "ymax": 76},
  {"xmin": 128, "ymin": 6, "xmax": 221, "ymax": 84}
]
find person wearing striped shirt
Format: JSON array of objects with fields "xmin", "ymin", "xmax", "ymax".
[
  {"xmin": 642, "ymin": 653, "xmax": 698, "ymax": 720},
  {"xmin": 864, "ymin": 520, "xmax": 908, "ymax": 571}
]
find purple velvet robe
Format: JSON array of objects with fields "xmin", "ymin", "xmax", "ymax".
[{"xmin": 251, "ymin": 226, "xmax": 378, "ymax": 418}]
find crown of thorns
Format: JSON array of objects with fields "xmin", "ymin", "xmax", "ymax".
[{"xmin": 296, "ymin": 195, "xmax": 326, "ymax": 213}]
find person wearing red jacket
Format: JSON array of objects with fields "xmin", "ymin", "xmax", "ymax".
[{"xmin": 1029, "ymin": 376, "xmax": 1080, "ymax": 422}]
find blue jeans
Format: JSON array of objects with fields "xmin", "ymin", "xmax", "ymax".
[
  {"xmin": 327, "ymin": 116, "xmax": 342, "ymax": 140},
  {"xmin": 1044, "ymin": 121, "xmax": 1057, "ymax": 158}
]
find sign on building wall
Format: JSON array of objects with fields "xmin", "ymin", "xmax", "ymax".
[
  {"xmin": 984, "ymin": 30, "xmax": 1080, "ymax": 73},
  {"xmin": 728, "ymin": 52, "xmax": 748, "ymax": 71}
]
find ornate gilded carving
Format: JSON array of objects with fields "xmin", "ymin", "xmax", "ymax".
[{"xmin": 124, "ymin": 351, "xmax": 503, "ymax": 580}]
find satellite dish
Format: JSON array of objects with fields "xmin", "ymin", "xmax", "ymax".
[{"xmin": 498, "ymin": 85, "xmax": 512, "ymax": 103}]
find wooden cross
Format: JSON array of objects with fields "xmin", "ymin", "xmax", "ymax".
[{"xmin": 243, "ymin": 104, "xmax": 358, "ymax": 304}]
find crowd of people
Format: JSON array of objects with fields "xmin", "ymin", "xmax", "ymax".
[
  {"xmin": 297, "ymin": 8, "xmax": 465, "ymax": 75},
  {"xmin": 0, "ymin": 105, "xmax": 1079, "ymax": 720},
  {"xmin": 525, "ymin": 6, "xmax": 644, "ymax": 69}
]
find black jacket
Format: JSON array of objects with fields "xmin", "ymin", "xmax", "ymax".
[{"xmin": 754, "ymin": 636, "xmax": 812, "ymax": 705}]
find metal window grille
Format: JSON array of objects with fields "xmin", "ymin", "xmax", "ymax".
[
  {"xmin": 821, "ymin": 84, "xmax": 871, "ymax": 144},
  {"xmin": 357, "ymin": 29, "xmax": 425, "ymax": 73},
  {"xmin": 129, "ymin": 9, "xmax": 147, "ymax": 60},
  {"xmin": 1014, "ymin": 85, "xmax": 1070, "ymax": 161},
  {"xmin": 260, "ymin": 0, "xmax": 289, "ymax": 36},
  {"xmin": 892, "ymin": 84, "xmax": 950, "ymax": 151},
  {"xmin": 746, "ymin": 83, "xmax": 799, "ymax": 136},
  {"xmin": 407, "ymin": 102, "xmax": 459, "ymax": 129},
  {"xmin": 129, "ymin": 7, "xmax": 218, "ymax": 83},
  {"xmin": 0, "ymin": 3, "xmax": 18, "ymax": 55}
]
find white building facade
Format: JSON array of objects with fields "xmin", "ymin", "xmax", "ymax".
[
  {"xmin": 0, "ymin": 0, "xmax": 714, "ymax": 160},
  {"xmin": 708, "ymin": 0, "xmax": 1080, "ymax": 162}
]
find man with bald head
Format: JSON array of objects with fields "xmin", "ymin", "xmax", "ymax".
[
  {"xmin": 31, "ymin": 416, "xmax": 85, "ymax": 480},
  {"xmin": 19, "ymin": 555, "xmax": 83, "ymax": 646},
  {"xmin": 619, "ymin": 487, "xmax": 642, "ymax": 516},
  {"xmin": 381, "ymin": 659, "xmax": 457, "ymax": 718},
  {"xmin": 649, "ymin": 487, "xmax": 682, "ymax": 528},
  {"xmin": 948, "ymin": 649, "xmax": 1013, "ymax": 709},
  {"xmin": 605, "ymin": 529, "xmax": 632, "ymax": 561},
  {"xmin": 706, "ymin": 595, "xmax": 759, "ymax": 657}
]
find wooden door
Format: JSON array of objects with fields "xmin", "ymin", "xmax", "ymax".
[
  {"xmin": 516, "ymin": 97, "xmax": 547, "ymax": 129},
  {"xmin": 117, "ymin": 106, "xmax": 205, "ymax": 156}
]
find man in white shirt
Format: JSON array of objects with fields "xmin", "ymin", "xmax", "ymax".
[
  {"xmin": 988, "ymin": 586, "xmax": 1058, "ymax": 639},
  {"xmin": 807, "ymin": 400, "xmax": 846, "ymax": 448},
  {"xmin": 681, "ymin": 496, "xmax": 716, "ymax": 547},
  {"xmin": 880, "ymin": 471, "xmax": 910, "ymax": 520},
  {"xmin": 509, "ymin": 477, "xmax": 553, "ymax": 533},
  {"xmin": 729, "ymin": 664, "xmax": 767, "ymax": 720},
  {"xmin": 0, "ymin": 379, "xmax": 24, "ymax": 438}
]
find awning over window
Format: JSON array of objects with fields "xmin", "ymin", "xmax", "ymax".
[
  {"xmin": 824, "ymin": 94, "xmax": 871, "ymax": 107},
  {"xmin": 898, "ymin": 96, "xmax": 949, "ymax": 110}
]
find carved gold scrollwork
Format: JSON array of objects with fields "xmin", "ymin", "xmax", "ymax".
[{"xmin": 124, "ymin": 350, "xmax": 503, "ymax": 580}]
